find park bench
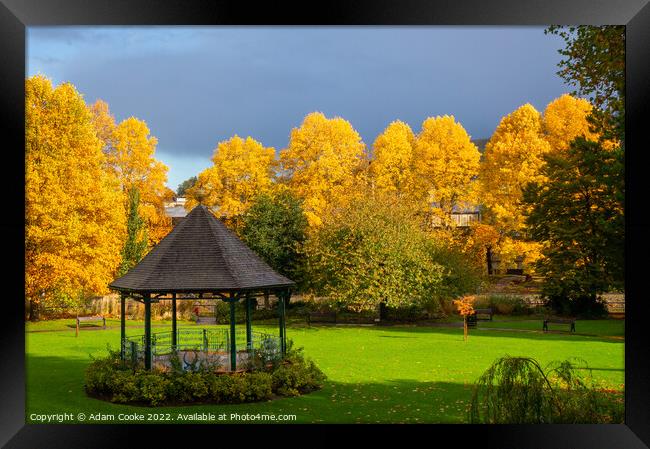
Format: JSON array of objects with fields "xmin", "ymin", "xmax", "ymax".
[
  {"xmin": 543, "ymin": 317, "xmax": 576, "ymax": 333},
  {"xmin": 465, "ymin": 308, "xmax": 493, "ymax": 329},
  {"xmin": 474, "ymin": 308, "xmax": 494, "ymax": 321},
  {"xmin": 307, "ymin": 311, "xmax": 337, "ymax": 325},
  {"xmin": 75, "ymin": 315, "xmax": 106, "ymax": 336},
  {"xmin": 195, "ymin": 315, "xmax": 216, "ymax": 325}
]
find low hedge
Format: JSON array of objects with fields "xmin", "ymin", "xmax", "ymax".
[
  {"xmin": 85, "ymin": 344, "xmax": 326, "ymax": 406},
  {"xmin": 473, "ymin": 294, "xmax": 534, "ymax": 316}
]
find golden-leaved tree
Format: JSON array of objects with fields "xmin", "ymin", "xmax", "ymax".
[
  {"xmin": 543, "ymin": 94, "xmax": 598, "ymax": 152},
  {"xmin": 185, "ymin": 135, "xmax": 276, "ymax": 219},
  {"xmin": 279, "ymin": 112, "xmax": 368, "ymax": 227},
  {"xmin": 92, "ymin": 109, "xmax": 173, "ymax": 246},
  {"xmin": 369, "ymin": 120, "xmax": 417, "ymax": 199},
  {"xmin": 480, "ymin": 104, "xmax": 551, "ymax": 235},
  {"xmin": 413, "ymin": 115, "xmax": 481, "ymax": 227},
  {"xmin": 88, "ymin": 99, "xmax": 116, "ymax": 156},
  {"xmin": 25, "ymin": 75, "xmax": 126, "ymax": 318},
  {"xmin": 478, "ymin": 103, "xmax": 553, "ymax": 272}
]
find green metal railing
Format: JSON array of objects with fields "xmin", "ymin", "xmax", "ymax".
[{"xmin": 122, "ymin": 327, "xmax": 281, "ymax": 370}]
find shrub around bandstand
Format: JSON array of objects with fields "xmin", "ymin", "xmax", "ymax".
[{"xmin": 84, "ymin": 341, "xmax": 326, "ymax": 406}]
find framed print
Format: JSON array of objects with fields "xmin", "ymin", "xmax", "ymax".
[{"xmin": 2, "ymin": 0, "xmax": 649, "ymax": 447}]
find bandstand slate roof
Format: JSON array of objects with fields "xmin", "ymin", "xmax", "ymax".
[{"xmin": 109, "ymin": 205, "xmax": 294, "ymax": 293}]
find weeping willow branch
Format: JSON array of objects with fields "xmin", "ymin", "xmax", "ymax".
[{"xmin": 469, "ymin": 355, "xmax": 620, "ymax": 424}]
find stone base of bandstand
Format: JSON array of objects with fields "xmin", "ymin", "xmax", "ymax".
[{"xmin": 152, "ymin": 350, "xmax": 253, "ymax": 373}]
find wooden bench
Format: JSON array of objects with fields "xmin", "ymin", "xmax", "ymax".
[
  {"xmin": 195, "ymin": 315, "xmax": 216, "ymax": 325},
  {"xmin": 543, "ymin": 317, "xmax": 576, "ymax": 333},
  {"xmin": 75, "ymin": 315, "xmax": 106, "ymax": 336},
  {"xmin": 307, "ymin": 311, "xmax": 337, "ymax": 325},
  {"xmin": 474, "ymin": 308, "xmax": 493, "ymax": 321},
  {"xmin": 465, "ymin": 308, "xmax": 493, "ymax": 329}
]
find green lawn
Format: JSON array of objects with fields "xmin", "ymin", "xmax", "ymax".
[{"xmin": 26, "ymin": 319, "xmax": 624, "ymax": 424}]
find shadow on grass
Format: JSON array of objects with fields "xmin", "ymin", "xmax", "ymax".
[{"xmin": 26, "ymin": 353, "xmax": 478, "ymax": 423}]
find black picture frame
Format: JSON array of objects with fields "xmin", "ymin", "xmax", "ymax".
[{"xmin": 2, "ymin": 0, "xmax": 649, "ymax": 447}]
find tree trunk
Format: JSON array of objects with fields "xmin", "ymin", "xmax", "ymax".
[
  {"xmin": 264, "ymin": 292, "xmax": 270, "ymax": 309},
  {"xmin": 486, "ymin": 245, "xmax": 493, "ymax": 276},
  {"xmin": 379, "ymin": 301, "xmax": 388, "ymax": 321},
  {"xmin": 28, "ymin": 299, "xmax": 39, "ymax": 321}
]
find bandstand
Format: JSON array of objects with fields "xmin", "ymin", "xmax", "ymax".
[{"xmin": 108, "ymin": 205, "xmax": 294, "ymax": 371}]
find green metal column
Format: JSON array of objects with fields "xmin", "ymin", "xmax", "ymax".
[
  {"xmin": 229, "ymin": 294, "xmax": 237, "ymax": 371},
  {"xmin": 245, "ymin": 293, "xmax": 253, "ymax": 350},
  {"xmin": 172, "ymin": 293, "xmax": 177, "ymax": 350},
  {"xmin": 120, "ymin": 293, "xmax": 126, "ymax": 360},
  {"xmin": 144, "ymin": 293, "xmax": 152, "ymax": 370},
  {"xmin": 278, "ymin": 291, "xmax": 286, "ymax": 355},
  {"xmin": 283, "ymin": 290, "xmax": 291, "ymax": 354}
]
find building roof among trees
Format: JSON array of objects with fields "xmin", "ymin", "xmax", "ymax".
[
  {"xmin": 164, "ymin": 205, "xmax": 188, "ymax": 218},
  {"xmin": 109, "ymin": 205, "xmax": 294, "ymax": 293}
]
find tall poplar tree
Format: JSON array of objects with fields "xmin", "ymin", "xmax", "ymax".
[
  {"xmin": 414, "ymin": 115, "xmax": 481, "ymax": 228},
  {"xmin": 369, "ymin": 120, "xmax": 417, "ymax": 199},
  {"xmin": 480, "ymin": 104, "xmax": 551, "ymax": 235},
  {"xmin": 543, "ymin": 94, "xmax": 599, "ymax": 153},
  {"xmin": 185, "ymin": 135, "xmax": 276, "ymax": 218},
  {"xmin": 89, "ymin": 102, "xmax": 173, "ymax": 246},
  {"xmin": 279, "ymin": 112, "xmax": 368, "ymax": 227},
  {"xmin": 118, "ymin": 187, "xmax": 149, "ymax": 277}
]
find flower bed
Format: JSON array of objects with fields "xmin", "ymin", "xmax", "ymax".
[{"xmin": 85, "ymin": 343, "xmax": 326, "ymax": 406}]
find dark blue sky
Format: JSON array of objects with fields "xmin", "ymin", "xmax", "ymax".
[{"xmin": 27, "ymin": 26, "xmax": 570, "ymax": 190}]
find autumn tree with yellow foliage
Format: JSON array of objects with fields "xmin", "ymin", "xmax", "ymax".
[
  {"xmin": 90, "ymin": 106, "xmax": 173, "ymax": 246},
  {"xmin": 369, "ymin": 120, "xmax": 417, "ymax": 199},
  {"xmin": 478, "ymin": 96, "xmax": 606, "ymax": 273},
  {"xmin": 480, "ymin": 104, "xmax": 551, "ymax": 235},
  {"xmin": 26, "ymin": 75, "xmax": 126, "ymax": 319},
  {"xmin": 477, "ymin": 104, "xmax": 552, "ymax": 272},
  {"xmin": 279, "ymin": 112, "xmax": 368, "ymax": 227},
  {"xmin": 88, "ymin": 99, "xmax": 116, "ymax": 156},
  {"xmin": 186, "ymin": 135, "xmax": 276, "ymax": 222},
  {"xmin": 414, "ymin": 116, "xmax": 481, "ymax": 228},
  {"xmin": 543, "ymin": 94, "xmax": 598, "ymax": 152}
]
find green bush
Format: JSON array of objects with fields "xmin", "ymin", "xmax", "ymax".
[
  {"xmin": 382, "ymin": 304, "xmax": 426, "ymax": 322},
  {"xmin": 209, "ymin": 299, "xmax": 301, "ymax": 324},
  {"xmin": 242, "ymin": 372, "xmax": 274, "ymax": 401},
  {"xmin": 137, "ymin": 372, "xmax": 169, "ymax": 406},
  {"xmin": 546, "ymin": 294, "xmax": 609, "ymax": 318},
  {"xmin": 84, "ymin": 347, "xmax": 135, "ymax": 395},
  {"xmin": 271, "ymin": 346, "xmax": 327, "ymax": 396},
  {"xmin": 109, "ymin": 370, "xmax": 140, "ymax": 404},
  {"xmin": 209, "ymin": 373, "xmax": 246, "ymax": 403},
  {"xmin": 166, "ymin": 372, "xmax": 210, "ymax": 403},
  {"xmin": 204, "ymin": 371, "xmax": 273, "ymax": 403},
  {"xmin": 84, "ymin": 341, "xmax": 324, "ymax": 406}
]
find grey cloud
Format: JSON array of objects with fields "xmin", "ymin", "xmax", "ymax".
[{"xmin": 28, "ymin": 26, "xmax": 570, "ymax": 186}]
